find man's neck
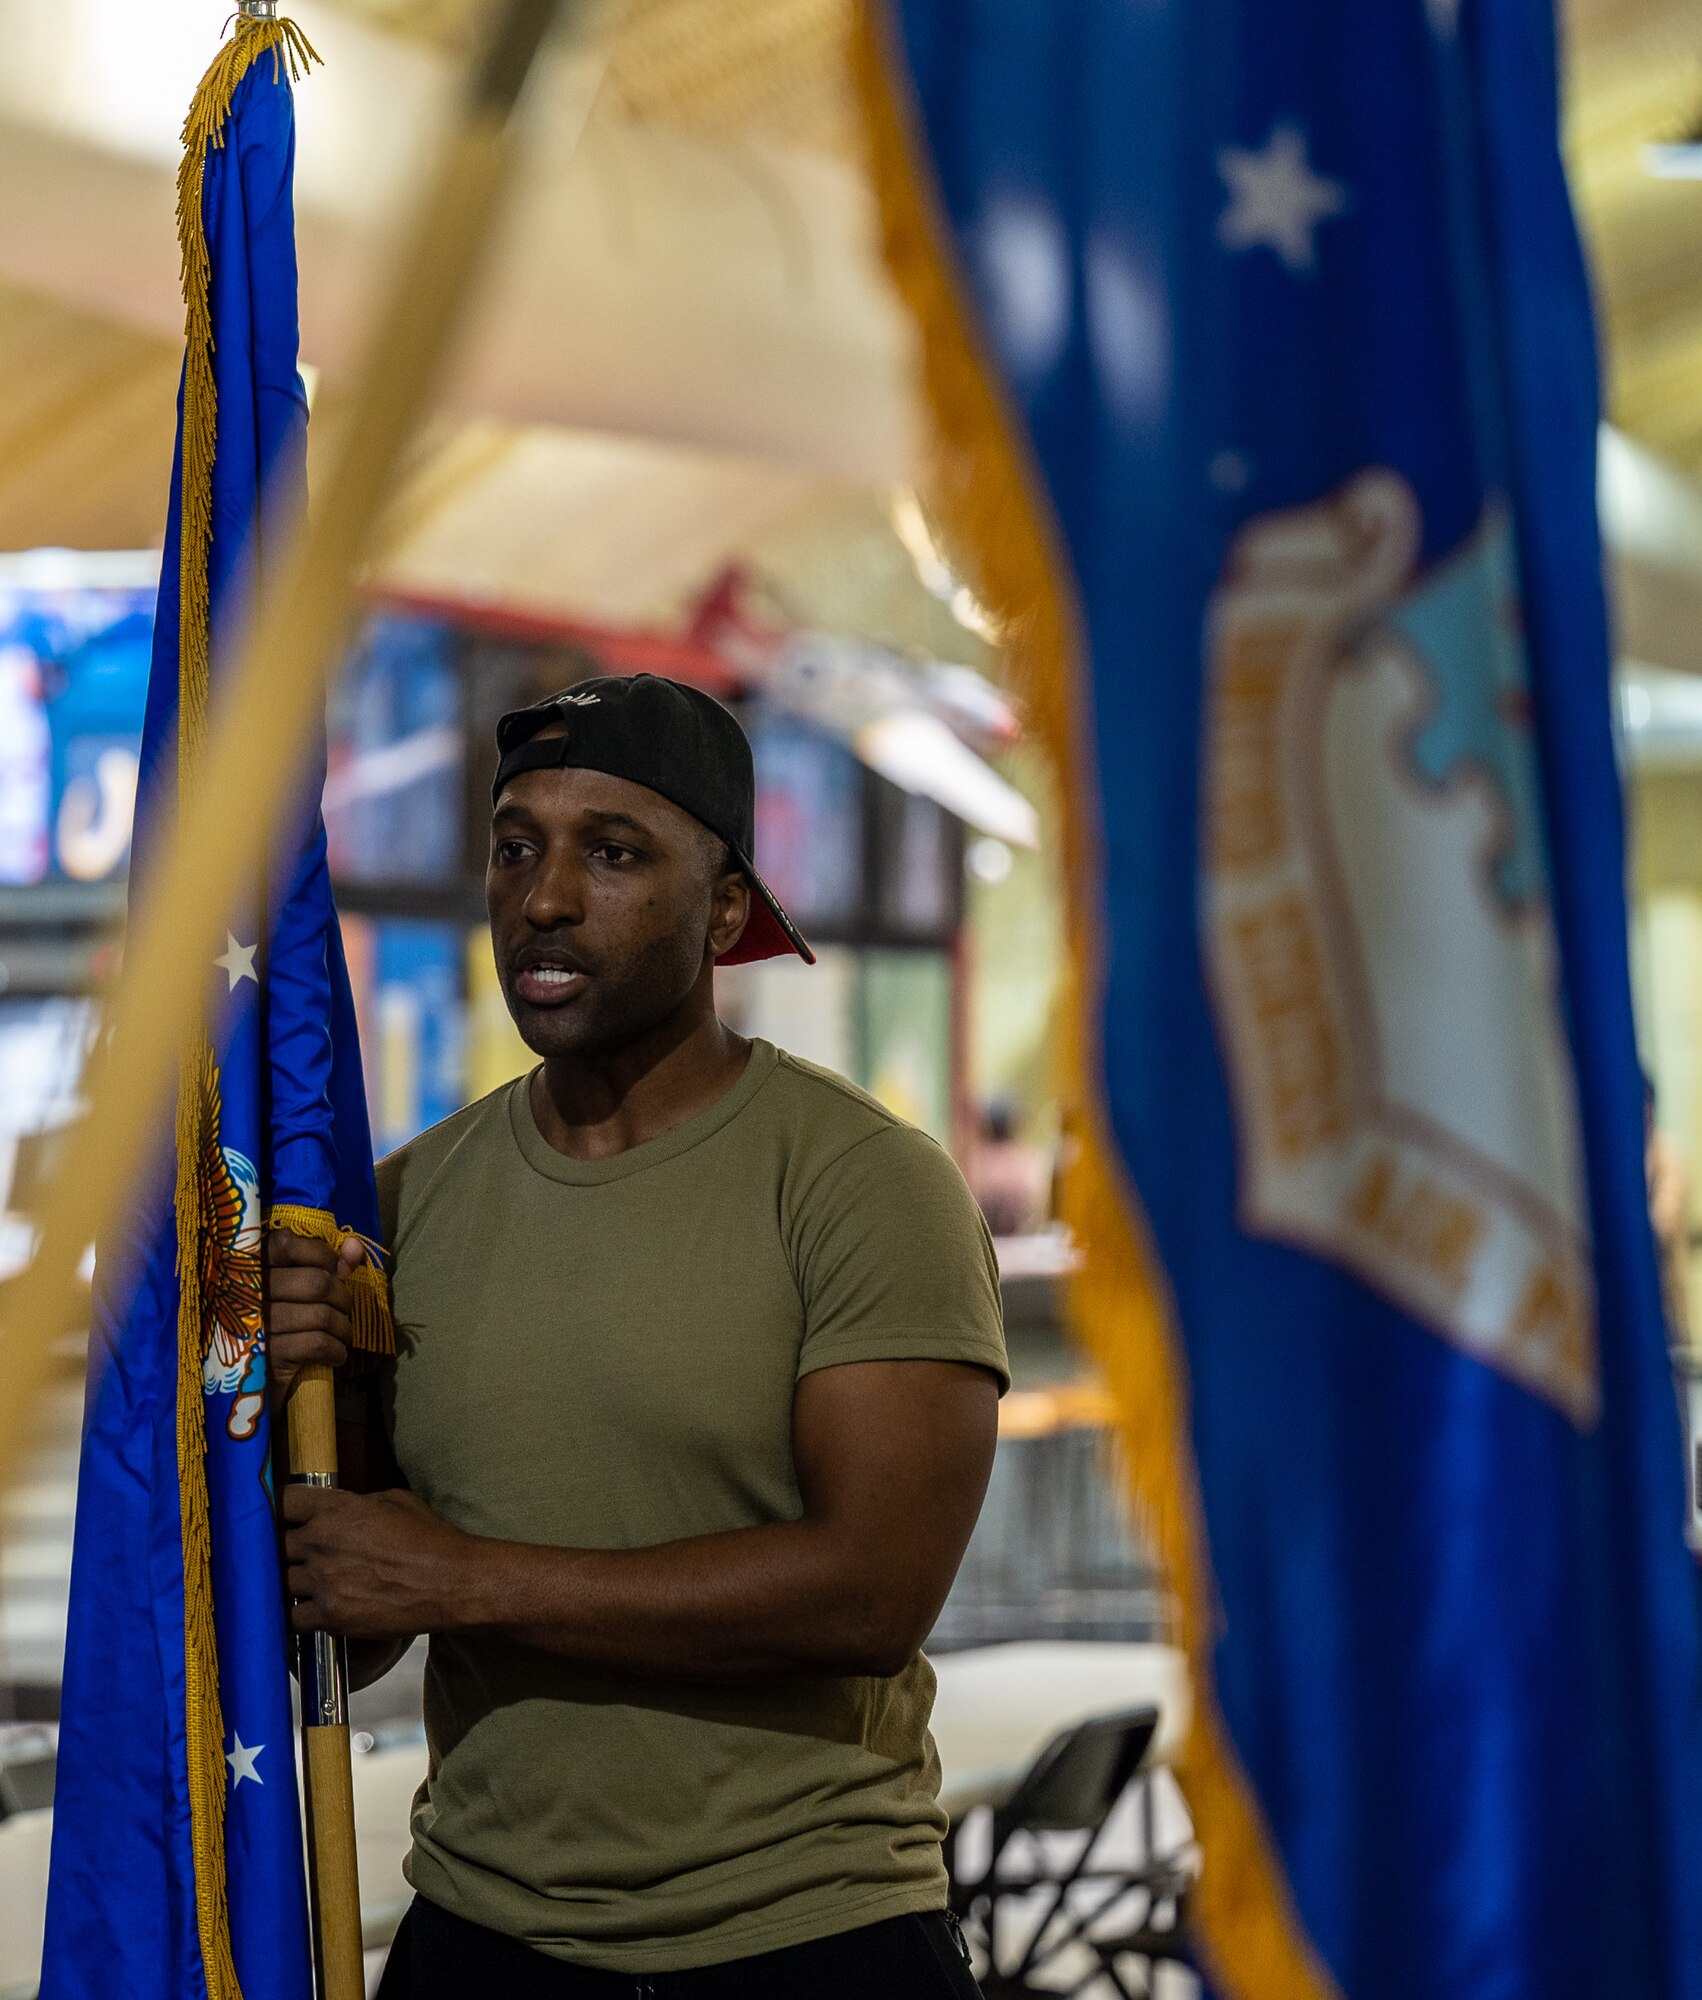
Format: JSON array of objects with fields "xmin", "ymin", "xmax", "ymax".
[{"xmin": 530, "ymin": 1004, "xmax": 751, "ymax": 1162}]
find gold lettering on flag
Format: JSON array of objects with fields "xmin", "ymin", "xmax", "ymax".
[
  {"xmin": 1231, "ymin": 897, "xmax": 1349, "ymax": 1159},
  {"xmin": 1201, "ymin": 470, "xmax": 1598, "ymax": 1425}
]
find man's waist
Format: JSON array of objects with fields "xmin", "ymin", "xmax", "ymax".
[
  {"xmin": 404, "ymin": 1827, "xmax": 949, "ymax": 1973},
  {"xmin": 411, "ymin": 1723, "xmax": 947, "ymax": 1879}
]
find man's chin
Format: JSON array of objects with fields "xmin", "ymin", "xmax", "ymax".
[{"xmin": 512, "ymin": 1006, "xmax": 594, "ymax": 1059}]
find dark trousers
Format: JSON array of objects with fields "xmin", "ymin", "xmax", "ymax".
[{"xmin": 376, "ymin": 1894, "xmax": 984, "ymax": 2000}]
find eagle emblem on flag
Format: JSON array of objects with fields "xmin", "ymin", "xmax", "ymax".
[{"xmin": 196, "ymin": 1077, "xmax": 267, "ymax": 1442}]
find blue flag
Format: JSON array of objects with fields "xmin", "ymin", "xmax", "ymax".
[
  {"xmin": 43, "ymin": 20, "xmax": 387, "ymax": 2000},
  {"xmin": 858, "ymin": 1, "xmax": 1702, "ymax": 1995}
]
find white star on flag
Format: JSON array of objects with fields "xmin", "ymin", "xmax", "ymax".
[
  {"xmin": 214, "ymin": 933, "xmax": 259, "ymax": 991},
  {"xmin": 226, "ymin": 1733, "xmax": 264, "ymax": 1787},
  {"xmin": 1217, "ymin": 122, "xmax": 1348, "ymax": 273}
]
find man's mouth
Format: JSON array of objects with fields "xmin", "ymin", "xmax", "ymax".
[{"xmin": 513, "ymin": 960, "xmax": 590, "ymax": 1008}]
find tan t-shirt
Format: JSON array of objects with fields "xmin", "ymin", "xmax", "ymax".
[{"xmin": 373, "ymin": 1040, "xmax": 1008, "ymax": 1972}]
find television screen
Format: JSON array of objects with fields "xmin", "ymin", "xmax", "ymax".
[
  {"xmin": 343, "ymin": 915, "xmax": 466, "ymax": 1155},
  {"xmin": 326, "ymin": 616, "xmax": 464, "ymax": 886},
  {"xmin": 748, "ymin": 713, "xmax": 864, "ymax": 936},
  {"xmin": 0, "ymin": 576, "xmax": 154, "ymax": 886},
  {"xmin": 869, "ymin": 778, "xmax": 960, "ymax": 942}
]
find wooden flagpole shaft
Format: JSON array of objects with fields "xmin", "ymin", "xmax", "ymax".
[{"xmin": 288, "ymin": 1369, "xmax": 363, "ymax": 2000}]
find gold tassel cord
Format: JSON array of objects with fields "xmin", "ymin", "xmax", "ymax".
[
  {"xmin": 846, "ymin": 8, "xmax": 1341, "ymax": 1998},
  {"xmin": 172, "ymin": 19, "xmax": 321, "ymax": 2000},
  {"xmin": 173, "ymin": 1041, "xmax": 236, "ymax": 2000},
  {"xmin": 266, "ymin": 1205, "xmax": 396, "ymax": 1357}
]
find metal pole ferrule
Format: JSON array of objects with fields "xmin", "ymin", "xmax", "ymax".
[{"xmin": 293, "ymin": 1470, "xmax": 351, "ymax": 1728}]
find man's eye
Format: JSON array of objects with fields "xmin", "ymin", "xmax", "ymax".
[
  {"xmin": 590, "ymin": 843, "xmax": 634, "ymax": 864},
  {"xmin": 494, "ymin": 839, "xmax": 531, "ymax": 864}
]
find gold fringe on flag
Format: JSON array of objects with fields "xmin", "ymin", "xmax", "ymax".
[
  {"xmin": 172, "ymin": 1040, "xmax": 236, "ymax": 2000},
  {"xmin": 847, "ymin": 7, "xmax": 1342, "ymax": 1998},
  {"xmin": 175, "ymin": 14, "xmax": 321, "ymax": 785},
  {"xmin": 172, "ymin": 17, "xmax": 321, "ymax": 1999},
  {"xmin": 266, "ymin": 1205, "xmax": 396, "ymax": 1357}
]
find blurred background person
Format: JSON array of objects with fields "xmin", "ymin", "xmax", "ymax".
[{"xmin": 966, "ymin": 1096, "xmax": 1052, "ymax": 1240}]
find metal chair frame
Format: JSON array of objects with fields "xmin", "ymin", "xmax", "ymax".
[{"xmin": 946, "ymin": 1707, "xmax": 1197, "ymax": 1997}]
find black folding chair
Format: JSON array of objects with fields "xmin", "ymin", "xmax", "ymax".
[
  {"xmin": 0, "ymin": 1746, "xmax": 55, "ymax": 1818},
  {"xmin": 947, "ymin": 1707, "xmax": 1195, "ymax": 1997}
]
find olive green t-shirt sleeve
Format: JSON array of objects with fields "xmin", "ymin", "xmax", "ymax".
[
  {"xmin": 375, "ymin": 1145, "xmax": 404, "ymax": 1251},
  {"xmin": 791, "ymin": 1122, "xmax": 1008, "ymax": 1390}
]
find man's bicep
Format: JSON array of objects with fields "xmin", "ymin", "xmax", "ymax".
[
  {"xmin": 795, "ymin": 1128, "xmax": 1010, "ymax": 1391},
  {"xmin": 792, "ymin": 1360, "xmax": 999, "ymax": 1621}
]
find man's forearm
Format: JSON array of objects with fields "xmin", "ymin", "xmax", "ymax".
[
  {"xmin": 286, "ymin": 1363, "xmax": 999, "ymax": 1678},
  {"xmin": 448, "ymin": 1518, "xmax": 929, "ymax": 1682}
]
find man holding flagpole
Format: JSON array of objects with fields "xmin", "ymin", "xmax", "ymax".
[{"xmin": 272, "ymin": 677, "xmax": 1007, "ymax": 1998}]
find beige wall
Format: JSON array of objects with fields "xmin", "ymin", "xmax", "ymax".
[
  {"xmin": 1628, "ymin": 768, "xmax": 1702, "ymax": 1350},
  {"xmin": 966, "ymin": 744, "xmax": 1064, "ymax": 1138}
]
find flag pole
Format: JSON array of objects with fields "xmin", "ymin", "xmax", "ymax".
[{"xmin": 287, "ymin": 1369, "xmax": 365, "ymax": 2000}]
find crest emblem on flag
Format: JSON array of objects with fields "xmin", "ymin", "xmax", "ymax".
[
  {"xmin": 197, "ymin": 1112, "xmax": 267, "ymax": 1443},
  {"xmin": 1201, "ymin": 470, "xmax": 1596, "ymax": 1423}
]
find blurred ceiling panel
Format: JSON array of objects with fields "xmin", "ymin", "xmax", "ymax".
[
  {"xmin": 0, "ymin": 0, "xmax": 913, "ymax": 505},
  {"xmin": 320, "ymin": 0, "xmax": 856, "ymax": 155},
  {"xmin": 375, "ymin": 422, "xmax": 825, "ymax": 626},
  {"xmin": 0, "ymin": 282, "xmax": 177, "ymax": 552},
  {"xmin": 1564, "ymin": 0, "xmax": 1702, "ymax": 474},
  {"xmin": 5, "ymin": 0, "xmax": 1702, "ymax": 642}
]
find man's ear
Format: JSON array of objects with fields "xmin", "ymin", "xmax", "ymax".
[{"xmin": 707, "ymin": 870, "xmax": 752, "ymax": 962}]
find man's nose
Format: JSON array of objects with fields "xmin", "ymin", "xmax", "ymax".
[{"xmin": 521, "ymin": 853, "xmax": 586, "ymax": 929}]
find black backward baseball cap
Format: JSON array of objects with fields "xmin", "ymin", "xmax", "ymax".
[{"xmin": 492, "ymin": 674, "xmax": 814, "ymax": 968}]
